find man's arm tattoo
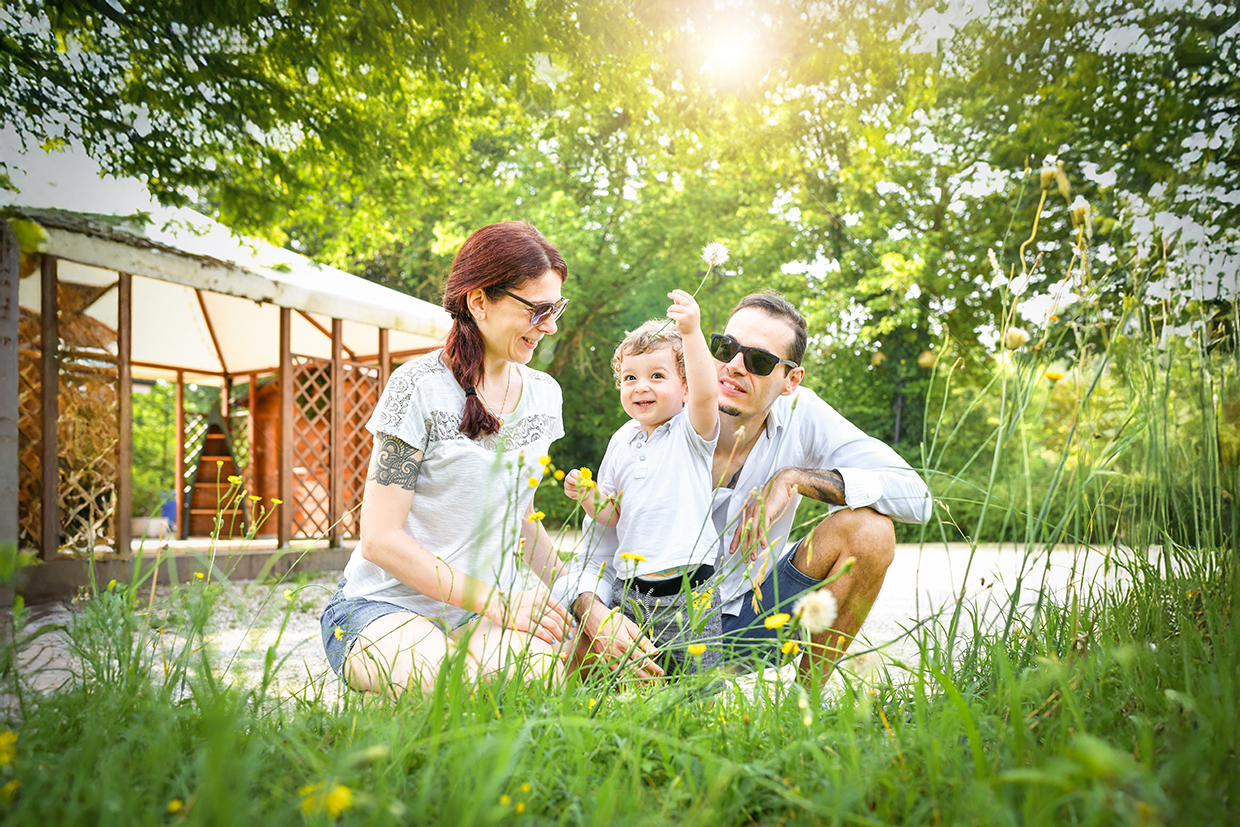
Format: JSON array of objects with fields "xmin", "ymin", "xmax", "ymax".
[
  {"xmin": 793, "ymin": 468, "xmax": 846, "ymax": 506},
  {"xmin": 368, "ymin": 433, "xmax": 424, "ymax": 491}
]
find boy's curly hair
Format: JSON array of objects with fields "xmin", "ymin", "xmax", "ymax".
[{"xmin": 610, "ymin": 320, "xmax": 686, "ymax": 388}]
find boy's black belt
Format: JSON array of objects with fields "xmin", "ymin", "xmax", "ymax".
[{"xmin": 621, "ymin": 564, "xmax": 716, "ymax": 598}]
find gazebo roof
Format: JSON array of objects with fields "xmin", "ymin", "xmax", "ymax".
[{"xmin": 8, "ymin": 205, "xmax": 451, "ymax": 383}]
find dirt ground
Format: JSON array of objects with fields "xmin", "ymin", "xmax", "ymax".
[{"xmin": 5, "ymin": 542, "xmax": 1126, "ymax": 704}]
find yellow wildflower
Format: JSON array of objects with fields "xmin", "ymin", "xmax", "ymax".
[
  {"xmin": 215, "ymin": 460, "xmax": 223, "ymax": 467},
  {"xmin": 107, "ymin": 579, "xmax": 117, "ymax": 591},
  {"xmin": 227, "ymin": 475, "xmax": 241, "ymax": 484},
  {"xmin": 0, "ymin": 730, "xmax": 16, "ymax": 766},
  {"xmin": 194, "ymin": 572, "xmax": 205, "ymax": 580},
  {"xmin": 249, "ymin": 494, "xmax": 262, "ymax": 502},
  {"xmin": 582, "ymin": 479, "xmax": 595, "ymax": 490},
  {"xmin": 782, "ymin": 640, "xmax": 801, "ymax": 655},
  {"xmin": 271, "ymin": 498, "xmax": 283, "ymax": 505},
  {"xmin": 500, "ymin": 794, "xmax": 511, "ymax": 806},
  {"xmin": 527, "ymin": 511, "xmax": 545, "ymax": 522},
  {"xmin": 333, "ymin": 626, "xmax": 344, "ymax": 641},
  {"xmin": 167, "ymin": 798, "xmax": 183, "ymax": 814},
  {"xmin": 618, "ymin": 552, "xmax": 646, "ymax": 562},
  {"xmin": 692, "ymin": 588, "xmax": 713, "ymax": 610},
  {"xmin": 687, "ymin": 643, "xmax": 707, "ymax": 656},
  {"xmin": 528, "ymin": 476, "xmax": 540, "ymax": 488},
  {"xmin": 1, "ymin": 779, "xmax": 19, "ymax": 803},
  {"xmin": 299, "ymin": 782, "xmax": 354, "ymax": 817},
  {"xmin": 521, "ymin": 783, "xmax": 531, "ymax": 793},
  {"xmin": 284, "ymin": 589, "xmax": 294, "ymax": 601},
  {"xmin": 579, "ymin": 467, "xmax": 592, "ymax": 482},
  {"xmin": 1045, "ymin": 370, "xmax": 1064, "ymax": 382},
  {"xmin": 764, "ymin": 613, "xmax": 791, "ymax": 630},
  {"xmin": 516, "ymin": 802, "xmax": 526, "ymax": 814},
  {"xmin": 554, "ymin": 469, "xmax": 565, "ymax": 480},
  {"xmin": 537, "ymin": 454, "xmax": 551, "ymax": 466},
  {"xmin": 587, "ymin": 698, "xmax": 596, "ymax": 709}
]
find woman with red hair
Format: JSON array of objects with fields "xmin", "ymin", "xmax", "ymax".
[{"xmin": 320, "ymin": 221, "xmax": 573, "ymax": 693}]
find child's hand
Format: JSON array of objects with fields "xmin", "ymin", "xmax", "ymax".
[
  {"xmin": 666, "ymin": 289, "xmax": 701, "ymax": 335},
  {"xmin": 564, "ymin": 469, "xmax": 582, "ymax": 501}
]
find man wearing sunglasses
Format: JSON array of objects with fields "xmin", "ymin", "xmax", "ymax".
[
  {"xmin": 707, "ymin": 291, "xmax": 931, "ymax": 684},
  {"xmin": 559, "ymin": 290, "xmax": 930, "ymax": 686}
]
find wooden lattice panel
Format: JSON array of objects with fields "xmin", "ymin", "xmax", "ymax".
[
  {"xmin": 182, "ymin": 412, "xmax": 209, "ymax": 496},
  {"xmin": 17, "ymin": 309, "xmax": 42, "ymax": 548},
  {"xmin": 339, "ymin": 363, "xmax": 380, "ymax": 538},
  {"xmin": 17, "ymin": 282, "xmax": 122, "ymax": 554},
  {"xmin": 291, "ymin": 355, "xmax": 331, "ymax": 539}
]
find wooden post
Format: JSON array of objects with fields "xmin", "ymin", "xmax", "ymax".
[
  {"xmin": 116, "ymin": 272, "xmax": 133, "ymax": 556},
  {"xmin": 175, "ymin": 370, "xmax": 185, "ymax": 540},
  {"xmin": 40, "ymin": 256, "xmax": 59, "ymax": 559},
  {"xmin": 248, "ymin": 370, "xmax": 258, "ymax": 505},
  {"xmin": 329, "ymin": 318, "xmax": 343, "ymax": 548},
  {"xmin": 378, "ymin": 328, "xmax": 390, "ymax": 390},
  {"xmin": 0, "ymin": 223, "xmax": 18, "ymax": 549},
  {"xmin": 278, "ymin": 308, "xmax": 292, "ymax": 547}
]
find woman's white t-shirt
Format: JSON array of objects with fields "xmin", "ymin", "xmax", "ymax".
[{"xmin": 341, "ymin": 350, "xmax": 564, "ymax": 628}]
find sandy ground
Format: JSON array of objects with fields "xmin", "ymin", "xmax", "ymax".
[{"xmin": 4, "ymin": 542, "xmax": 1131, "ymax": 705}]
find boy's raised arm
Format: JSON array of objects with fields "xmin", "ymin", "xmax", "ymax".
[{"xmin": 667, "ymin": 289, "xmax": 719, "ymax": 440}]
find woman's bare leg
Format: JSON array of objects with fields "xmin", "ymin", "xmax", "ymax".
[
  {"xmin": 456, "ymin": 617, "xmax": 568, "ymax": 686},
  {"xmin": 345, "ymin": 612, "xmax": 457, "ymax": 695}
]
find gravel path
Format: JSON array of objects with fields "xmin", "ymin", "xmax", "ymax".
[{"xmin": 5, "ymin": 543, "xmax": 1128, "ymax": 705}]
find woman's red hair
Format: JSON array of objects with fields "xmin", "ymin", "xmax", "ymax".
[{"xmin": 442, "ymin": 221, "xmax": 568, "ymax": 439}]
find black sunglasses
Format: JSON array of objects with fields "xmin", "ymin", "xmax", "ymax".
[
  {"xmin": 497, "ymin": 288, "xmax": 570, "ymax": 326},
  {"xmin": 710, "ymin": 333, "xmax": 799, "ymax": 376}
]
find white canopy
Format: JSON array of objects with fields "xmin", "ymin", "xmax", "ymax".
[{"xmin": 10, "ymin": 206, "xmax": 452, "ymax": 383}]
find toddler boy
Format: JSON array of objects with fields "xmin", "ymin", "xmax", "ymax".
[{"xmin": 564, "ymin": 290, "xmax": 721, "ymax": 674}]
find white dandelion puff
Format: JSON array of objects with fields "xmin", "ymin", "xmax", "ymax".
[
  {"xmin": 1004, "ymin": 328, "xmax": 1030, "ymax": 350},
  {"xmin": 702, "ymin": 242, "xmax": 729, "ymax": 267},
  {"xmin": 794, "ymin": 588, "xmax": 838, "ymax": 634}
]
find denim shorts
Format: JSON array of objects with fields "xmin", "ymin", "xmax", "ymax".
[
  {"xmin": 719, "ymin": 538, "xmax": 822, "ymax": 664},
  {"xmin": 319, "ymin": 578, "xmax": 482, "ymax": 679}
]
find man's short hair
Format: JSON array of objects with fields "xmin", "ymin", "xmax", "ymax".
[
  {"xmin": 611, "ymin": 320, "xmax": 686, "ymax": 388},
  {"xmin": 729, "ymin": 291, "xmax": 808, "ymax": 367}
]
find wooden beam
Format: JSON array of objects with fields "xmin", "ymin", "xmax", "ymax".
[
  {"xmin": 298, "ymin": 310, "xmax": 358, "ymax": 359},
  {"xmin": 0, "ymin": 222, "xmax": 18, "ymax": 549},
  {"xmin": 329, "ymin": 319, "xmax": 344, "ymax": 547},
  {"xmin": 278, "ymin": 307, "xmax": 292, "ymax": 546},
  {"xmin": 40, "ymin": 255, "xmax": 59, "ymax": 559},
  {"xmin": 378, "ymin": 328, "xmax": 390, "ymax": 390},
  {"xmin": 116, "ymin": 272, "xmax": 133, "ymax": 556},
  {"xmin": 175, "ymin": 371, "xmax": 185, "ymax": 540},
  {"xmin": 352, "ymin": 345, "xmax": 436, "ymax": 365},
  {"xmin": 195, "ymin": 289, "xmax": 229, "ymax": 375},
  {"xmin": 131, "ymin": 360, "xmax": 228, "ymax": 378}
]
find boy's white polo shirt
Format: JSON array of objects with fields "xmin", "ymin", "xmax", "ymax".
[{"xmin": 598, "ymin": 408, "xmax": 719, "ymax": 581}]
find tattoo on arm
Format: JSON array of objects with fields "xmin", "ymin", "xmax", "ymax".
[
  {"xmin": 367, "ymin": 433, "xmax": 424, "ymax": 491},
  {"xmin": 794, "ymin": 468, "xmax": 846, "ymax": 506}
]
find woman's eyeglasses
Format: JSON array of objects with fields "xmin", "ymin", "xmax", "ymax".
[
  {"xmin": 709, "ymin": 333, "xmax": 799, "ymax": 376},
  {"xmin": 497, "ymin": 289, "xmax": 570, "ymax": 326}
]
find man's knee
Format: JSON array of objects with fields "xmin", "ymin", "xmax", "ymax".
[{"xmin": 806, "ymin": 507, "xmax": 895, "ymax": 575}]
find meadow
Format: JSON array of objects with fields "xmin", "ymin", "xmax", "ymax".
[{"xmin": 1, "ymin": 252, "xmax": 1236, "ymax": 826}]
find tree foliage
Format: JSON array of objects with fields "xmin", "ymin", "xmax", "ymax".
[{"xmin": 4, "ymin": 0, "xmax": 1236, "ymax": 527}]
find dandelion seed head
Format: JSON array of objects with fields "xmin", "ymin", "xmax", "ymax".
[
  {"xmin": 1004, "ymin": 328, "xmax": 1030, "ymax": 350},
  {"xmin": 702, "ymin": 242, "xmax": 729, "ymax": 267},
  {"xmin": 794, "ymin": 588, "xmax": 838, "ymax": 633}
]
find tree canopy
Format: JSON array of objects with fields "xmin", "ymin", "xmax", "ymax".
[{"xmin": 4, "ymin": 0, "xmax": 1236, "ymax": 503}]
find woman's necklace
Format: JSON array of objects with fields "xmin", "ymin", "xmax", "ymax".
[{"xmin": 478, "ymin": 366, "xmax": 514, "ymax": 426}]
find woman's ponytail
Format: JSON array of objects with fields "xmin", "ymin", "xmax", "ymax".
[{"xmin": 443, "ymin": 313, "xmax": 501, "ymax": 439}]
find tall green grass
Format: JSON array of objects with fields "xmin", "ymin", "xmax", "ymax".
[{"xmin": 1, "ymin": 236, "xmax": 1236, "ymax": 826}]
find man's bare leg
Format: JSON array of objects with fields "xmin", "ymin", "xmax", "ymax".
[{"xmin": 790, "ymin": 506, "xmax": 896, "ymax": 684}]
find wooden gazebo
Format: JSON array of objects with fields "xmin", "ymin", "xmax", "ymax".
[{"xmin": 0, "ymin": 206, "xmax": 451, "ymax": 560}]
